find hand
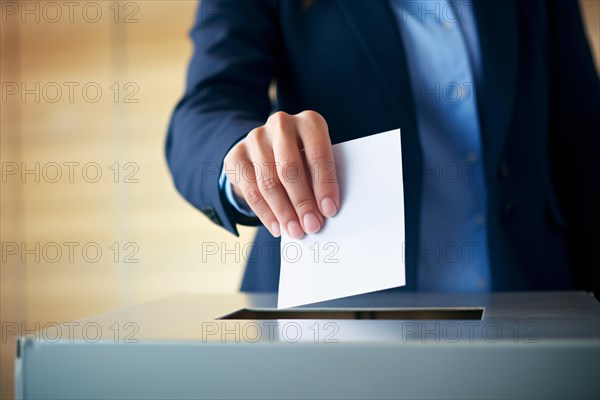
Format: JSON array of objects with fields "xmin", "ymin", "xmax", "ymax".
[{"xmin": 224, "ymin": 111, "xmax": 339, "ymax": 238}]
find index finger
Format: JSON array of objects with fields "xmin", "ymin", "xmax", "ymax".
[{"xmin": 296, "ymin": 111, "xmax": 339, "ymax": 218}]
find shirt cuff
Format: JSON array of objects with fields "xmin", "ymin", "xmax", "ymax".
[{"xmin": 220, "ymin": 166, "xmax": 257, "ymax": 218}]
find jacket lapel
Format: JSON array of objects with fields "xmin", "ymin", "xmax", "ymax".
[{"xmin": 472, "ymin": 0, "xmax": 519, "ymax": 175}]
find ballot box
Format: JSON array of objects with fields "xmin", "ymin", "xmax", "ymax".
[{"xmin": 15, "ymin": 291, "xmax": 599, "ymax": 399}]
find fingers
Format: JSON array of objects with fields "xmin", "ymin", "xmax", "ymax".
[
  {"xmin": 271, "ymin": 116, "xmax": 324, "ymax": 235},
  {"xmin": 224, "ymin": 110, "xmax": 338, "ymax": 239},
  {"xmin": 296, "ymin": 111, "xmax": 339, "ymax": 218},
  {"xmin": 224, "ymin": 144, "xmax": 281, "ymax": 238},
  {"xmin": 246, "ymin": 125, "xmax": 306, "ymax": 239}
]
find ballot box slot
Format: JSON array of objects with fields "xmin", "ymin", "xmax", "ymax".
[{"xmin": 218, "ymin": 308, "xmax": 484, "ymax": 320}]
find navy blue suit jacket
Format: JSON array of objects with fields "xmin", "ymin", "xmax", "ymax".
[{"xmin": 166, "ymin": 0, "xmax": 600, "ymax": 294}]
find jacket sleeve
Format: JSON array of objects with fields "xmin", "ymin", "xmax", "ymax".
[
  {"xmin": 165, "ymin": 0, "xmax": 281, "ymax": 235},
  {"xmin": 546, "ymin": 0, "xmax": 600, "ymax": 295}
]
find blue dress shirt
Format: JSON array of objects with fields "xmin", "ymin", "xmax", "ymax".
[
  {"xmin": 222, "ymin": 0, "xmax": 491, "ymax": 292},
  {"xmin": 391, "ymin": 0, "xmax": 490, "ymax": 291}
]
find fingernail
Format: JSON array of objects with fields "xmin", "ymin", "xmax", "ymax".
[
  {"xmin": 303, "ymin": 212, "xmax": 321, "ymax": 234},
  {"xmin": 270, "ymin": 221, "xmax": 281, "ymax": 237},
  {"xmin": 287, "ymin": 220, "xmax": 305, "ymax": 239},
  {"xmin": 321, "ymin": 197, "xmax": 338, "ymax": 217}
]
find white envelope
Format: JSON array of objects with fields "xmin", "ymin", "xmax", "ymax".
[{"xmin": 278, "ymin": 129, "xmax": 405, "ymax": 309}]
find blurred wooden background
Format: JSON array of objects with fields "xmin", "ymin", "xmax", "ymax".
[{"xmin": 1, "ymin": 1, "xmax": 598, "ymax": 398}]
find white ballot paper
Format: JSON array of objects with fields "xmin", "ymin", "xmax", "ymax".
[{"xmin": 278, "ymin": 129, "xmax": 405, "ymax": 309}]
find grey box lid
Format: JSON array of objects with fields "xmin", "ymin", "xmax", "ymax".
[{"xmin": 15, "ymin": 291, "xmax": 600, "ymax": 399}]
